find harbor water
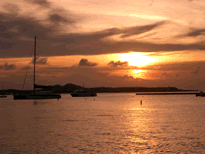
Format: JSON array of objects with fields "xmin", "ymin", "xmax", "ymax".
[{"xmin": 0, "ymin": 93, "xmax": 205, "ymax": 153}]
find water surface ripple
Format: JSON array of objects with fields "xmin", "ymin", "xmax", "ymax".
[{"xmin": 0, "ymin": 93, "xmax": 205, "ymax": 153}]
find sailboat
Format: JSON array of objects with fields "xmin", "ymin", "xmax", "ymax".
[
  {"xmin": 0, "ymin": 85, "xmax": 7, "ymax": 98},
  {"xmin": 0, "ymin": 95, "xmax": 7, "ymax": 98},
  {"xmin": 13, "ymin": 36, "xmax": 61, "ymax": 100}
]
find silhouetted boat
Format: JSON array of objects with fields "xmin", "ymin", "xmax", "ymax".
[
  {"xmin": 0, "ymin": 85, "xmax": 7, "ymax": 98},
  {"xmin": 196, "ymin": 91, "xmax": 205, "ymax": 97},
  {"xmin": 14, "ymin": 91, "xmax": 61, "ymax": 100},
  {"xmin": 13, "ymin": 36, "xmax": 61, "ymax": 100},
  {"xmin": 0, "ymin": 95, "xmax": 7, "ymax": 98},
  {"xmin": 71, "ymin": 88, "xmax": 97, "ymax": 97}
]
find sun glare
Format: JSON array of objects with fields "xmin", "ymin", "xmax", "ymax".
[
  {"xmin": 120, "ymin": 52, "xmax": 156, "ymax": 67},
  {"xmin": 110, "ymin": 69, "xmax": 147, "ymax": 79},
  {"xmin": 128, "ymin": 69, "xmax": 147, "ymax": 78}
]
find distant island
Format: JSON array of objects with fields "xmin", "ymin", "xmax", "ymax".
[{"xmin": 0, "ymin": 83, "xmax": 198, "ymax": 95}]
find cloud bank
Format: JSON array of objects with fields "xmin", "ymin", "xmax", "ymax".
[
  {"xmin": 78, "ymin": 58, "xmax": 98, "ymax": 67},
  {"xmin": 31, "ymin": 57, "xmax": 48, "ymax": 65},
  {"xmin": 25, "ymin": 0, "xmax": 51, "ymax": 8},
  {"xmin": 0, "ymin": 63, "xmax": 16, "ymax": 70},
  {"xmin": 108, "ymin": 61, "xmax": 128, "ymax": 67},
  {"xmin": 1, "ymin": 1, "xmax": 205, "ymax": 58}
]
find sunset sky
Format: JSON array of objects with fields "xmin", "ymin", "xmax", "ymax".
[{"xmin": 1, "ymin": 0, "xmax": 205, "ymax": 91}]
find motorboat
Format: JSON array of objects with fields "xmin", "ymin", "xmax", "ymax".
[
  {"xmin": 196, "ymin": 91, "xmax": 205, "ymax": 97},
  {"xmin": 71, "ymin": 88, "xmax": 97, "ymax": 97}
]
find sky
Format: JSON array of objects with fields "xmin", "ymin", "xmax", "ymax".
[{"xmin": 1, "ymin": 0, "xmax": 205, "ymax": 91}]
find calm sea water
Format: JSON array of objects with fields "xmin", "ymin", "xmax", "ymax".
[{"xmin": 0, "ymin": 93, "xmax": 205, "ymax": 153}]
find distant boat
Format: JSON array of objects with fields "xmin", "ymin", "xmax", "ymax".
[
  {"xmin": 13, "ymin": 36, "xmax": 61, "ymax": 100},
  {"xmin": 0, "ymin": 95, "xmax": 7, "ymax": 98},
  {"xmin": 71, "ymin": 88, "xmax": 97, "ymax": 97},
  {"xmin": 14, "ymin": 91, "xmax": 61, "ymax": 100},
  {"xmin": 196, "ymin": 91, "xmax": 205, "ymax": 97},
  {"xmin": 0, "ymin": 85, "xmax": 7, "ymax": 98}
]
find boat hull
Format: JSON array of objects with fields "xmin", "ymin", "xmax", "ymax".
[
  {"xmin": 196, "ymin": 94, "xmax": 205, "ymax": 97},
  {"xmin": 0, "ymin": 95, "xmax": 7, "ymax": 98},
  {"xmin": 71, "ymin": 93, "xmax": 97, "ymax": 97},
  {"xmin": 70, "ymin": 88, "xmax": 97, "ymax": 97},
  {"xmin": 13, "ymin": 94, "xmax": 61, "ymax": 100}
]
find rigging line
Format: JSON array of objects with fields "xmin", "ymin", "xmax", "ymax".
[{"xmin": 22, "ymin": 49, "xmax": 34, "ymax": 90}]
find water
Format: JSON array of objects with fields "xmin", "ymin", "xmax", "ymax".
[{"xmin": 0, "ymin": 93, "xmax": 205, "ymax": 153}]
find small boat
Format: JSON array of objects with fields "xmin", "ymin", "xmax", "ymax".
[
  {"xmin": 0, "ymin": 85, "xmax": 7, "ymax": 98},
  {"xmin": 13, "ymin": 36, "xmax": 61, "ymax": 100},
  {"xmin": 0, "ymin": 95, "xmax": 7, "ymax": 98},
  {"xmin": 71, "ymin": 88, "xmax": 97, "ymax": 97},
  {"xmin": 13, "ymin": 91, "xmax": 61, "ymax": 100},
  {"xmin": 196, "ymin": 91, "xmax": 205, "ymax": 97}
]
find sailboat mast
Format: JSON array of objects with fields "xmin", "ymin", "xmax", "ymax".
[{"xmin": 34, "ymin": 36, "xmax": 36, "ymax": 93}]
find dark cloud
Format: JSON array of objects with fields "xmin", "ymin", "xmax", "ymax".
[
  {"xmin": 108, "ymin": 61, "xmax": 128, "ymax": 67},
  {"xmin": 192, "ymin": 66, "xmax": 201, "ymax": 74},
  {"xmin": 2, "ymin": 3, "xmax": 21, "ymax": 14},
  {"xmin": 2, "ymin": 22, "xmax": 205, "ymax": 58},
  {"xmin": 123, "ymin": 75, "xmax": 134, "ymax": 80},
  {"xmin": 1, "ymin": 2, "xmax": 205, "ymax": 58},
  {"xmin": 161, "ymin": 72, "xmax": 174, "ymax": 78},
  {"xmin": 0, "ymin": 2, "xmax": 78, "ymax": 37},
  {"xmin": 36, "ymin": 57, "xmax": 48, "ymax": 64},
  {"xmin": 137, "ymin": 32, "xmax": 157, "ymax": 39},
  {"xmin": 84, "ymin": 21, "xmax": 164, "ymax": 40},
  {"xmin": 25, "ymin": 0, "xmax": 51, "ymax": 8},
  {"xmin": 31, "ymin": 57, "xmax": 48, "ymax": 65},
  {"xmin": 0, "ymin": 11, "xmax": 56, "ymax": 40},
  {"xmin": 120, "ymin": 22, "xmax": 164, "ymax": 38},
  {"xmin": 162, "ymin": 72, "xmax": 168, "ymax": 76},
  {"xmin": 0, "ymin": 63, "xmax": 16, "ymax": 70},
  {"xmin": 147, "ymin": 51, "xmax": 190, "ymax": 57},
  {"xmin": 24, "ymin": 0, "xmax": 78, "ymax": 25},
  {"xmin": 48, "ymin": 9, "xmax": 76, "ymax": 25},
  {"xmin": 177, "ymin": 28, "xmax": 205, "ymax": 38},
  {"xmin": 185, "ymin": 29, "xmax": 205, "ymax": 37},
  {"xmin": 21, "ymin": 66, "xmax": 31, "ymax": 70},
  {"xmin": 0, "ymin": 1, "xmax": 80, "ymax": 58},
  {"xmin": 78, "ymin": 58, "xmax": 98, "ymax": 67}
]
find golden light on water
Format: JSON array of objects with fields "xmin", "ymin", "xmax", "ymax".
[{"xmin": 120, "ymin": 52, "xmax": 156, "ymax": 67}]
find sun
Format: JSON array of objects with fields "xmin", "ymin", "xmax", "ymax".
[{"xmin": 120, "ymin": 52, "xmax": 156, "ymax": 66}]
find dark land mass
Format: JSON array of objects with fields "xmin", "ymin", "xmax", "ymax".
[{"xmin": 0, "ymin": 83, "xmax": 198, "ymax": 95}]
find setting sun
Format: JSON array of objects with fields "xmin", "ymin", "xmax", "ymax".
[
  {"xmin": 120, "ymin": 52, "xmax": 156, "ymax": 66},
  {"xmin": 128, "ymin": 69, "xmax": 147, "ymax": 78}
]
